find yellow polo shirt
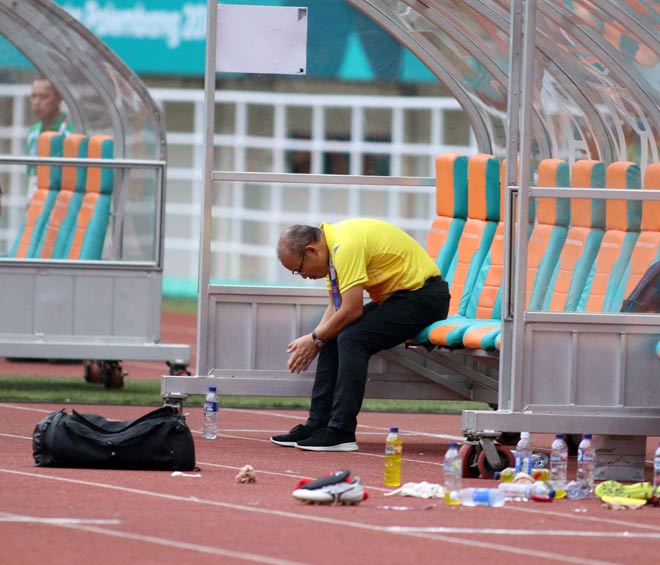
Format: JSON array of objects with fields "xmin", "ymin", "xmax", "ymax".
[{"xmin": 321, "ymin": 219, "xmax": 440, "ymax": 304}]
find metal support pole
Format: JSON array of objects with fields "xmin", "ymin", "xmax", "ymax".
[{"xmin": 195, "ymin": 0, "xmax": 219, "ymax": 375}]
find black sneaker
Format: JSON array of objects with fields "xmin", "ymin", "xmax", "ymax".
[
  {"xmin": 271, "ymin": 424, "xmax": 318, "ymax": 447},
  {"xmin": 295, "ymin": 427, "xmax": 358, "ymax": 452}
]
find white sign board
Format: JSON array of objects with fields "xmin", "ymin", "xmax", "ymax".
[{"xmin": 216, "ymin": 5, "xmax": 308, "ymax": 75}]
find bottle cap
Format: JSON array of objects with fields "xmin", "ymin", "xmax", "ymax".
[
  {"xmin": 209, "ymin": 386, "xmax": 217, "ymax": 392},
  {"xmin": 493, "ymin": 471, "xmax": 501, "ymax": 480},
  {"xmin": 520, "ymin": 431, "xmax": 530, "ymax": 438},
  {"xmin": 555, "ymin": 433, "xmax": 564, "ymax": 439},
  {"xmin": 448, "ymin": 442, "xmax": 458, "ymax": 448},
  {"xmin": 389, "ymin": 427, "xmax": 398, "ymax": 433},
  {"xmin": 583, "ymin": 433, "xmax": 592, "ymax": 439}
]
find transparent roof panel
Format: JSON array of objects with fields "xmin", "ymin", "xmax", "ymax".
[{"xmin": 357, "ymin": 0, "xmax": 660, "ymax": 168}]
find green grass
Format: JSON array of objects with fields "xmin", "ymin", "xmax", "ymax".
[
  {"xmin": 0, "ymin": 375, "xmax": 491, "ymax": 413},
  {"xmin": 162, "ymin": 296, "xmax": 198, "ymax": 314}
]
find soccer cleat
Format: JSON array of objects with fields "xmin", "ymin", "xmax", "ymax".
[
  {"xmin": 292, "ymin": 470, "xmax": 368, "ymax": 505},
  {"xmin": 299, "ymin": 469, "xmax": 351, "ymax": 489},
  {"xmin": 595, "ymin": 480, "xmax": 654, "ymax": 500},
  {"xmin": 600, "ymin": 495, "xmax": 647, "ymax": 509}
]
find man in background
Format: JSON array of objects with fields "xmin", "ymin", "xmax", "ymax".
[{"xmin": 25, "ymin": 77, "xmax": 73, "ymax": 198}]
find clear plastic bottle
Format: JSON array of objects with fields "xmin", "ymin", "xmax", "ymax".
[
  {"xmin": 565, "ymin": 480, "xmax": 591, "ymax": 500},
  {"xmin": 456, "ymin": 488, "xmax": 506, "ymax": 507},
  {"xmin": 497, "ymin": 481, "xmax": 555, "ymax": 502},
  {"xmin": 514, "ymin": 432, "xmax": 533, "ymax": 475},
  {"xmin": 576, "ymin": 434, "xmax": 595, "ymax": 490},
  {"xmin": 384, "ymin": 427, "xmax": 403, "ymax": 487},
  {"xmin": 443, "ymin": 442, "xmax": 462, "ymax": 505},
  {"xmin": 532, "ymin": 468, "xmax": 550, "ymax": 482},
  {"xmin": 550, "ymin": 434, "xmax": 568, "ymax": 484},
  {"xmin": 201, "ymin": 385, "xmax": 219, "ymax": 440},
  {"xmin": 493, "ymin": 467, "xmax": 516, "ymax": 482},
  {"xmin": 653, "ymin": 441, "xmax": 660, "ymax": 492}
]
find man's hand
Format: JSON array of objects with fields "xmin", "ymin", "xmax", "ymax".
[{"xmin": 287, "ymin": 334, "xmax": 320, "ymax": 374}]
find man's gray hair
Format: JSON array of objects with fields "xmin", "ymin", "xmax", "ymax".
[{"xmin": 277, "ymin": 225, "xmax": 321, "ymax": 259}]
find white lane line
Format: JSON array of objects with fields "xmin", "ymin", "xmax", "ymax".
[
  {"xmin": 0, "ymin": 433, "xmax": 32, "ymax": 440},
  {"xmin": 200, "ymin": 430, "xmax": 444, "ymax": 467},
  {"xmin": 0, "ymin": 513, "xmax": 120, "ymax": 525},
  {"xmin": 2, "ymin": 406, "xmax": 657, "ymax": 533},
  {"xmin": 0, "ymin": 404, "xmax": 53, "ymax": 413},
  {"xmin": 3, "ymin": 431, "xmax": 657, "ymax": 536},
  {"xmin": 0, "ymin": 510, "xmax": 306, "ymax": 565},
  {"xmin": 0, "ymin": 468, "xmax": 624, "ymax": 565},
  {"xmin": 221, "ymin": 408, "xmax": 465, "ymax": 441},
  {"xmin": 196, "ymin": 460, "xmax": 394, "ymax": 493},
  {"xmin": 54, "ymin": 524, "xmax": 309, "ymax": 565},
  {"xmin": 0, "ymin": 403, "xmax": 459, "ymax": 440},
  {"xmin": 503, "ymin": 504, "xmax": 660, "ymax": 533},
  {"xmin": 386, "ymin": 526, "xmax": 660, "ymax": 538}
]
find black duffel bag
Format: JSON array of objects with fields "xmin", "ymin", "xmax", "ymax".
[{"xmin": 33, "ymin": 406, "xmax": 196, "ymax": 470}]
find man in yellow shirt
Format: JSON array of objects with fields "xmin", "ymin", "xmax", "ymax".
[{"xmin": 271, "ymin": 218, "xmax": 450, "ymax": 451}]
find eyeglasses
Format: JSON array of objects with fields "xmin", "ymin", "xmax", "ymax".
[{"xmin": 291, "ymin": 251, "xmax": 306, "ymax": 276}]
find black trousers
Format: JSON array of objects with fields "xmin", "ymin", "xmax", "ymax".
[{"xmin": 306, "ymin": 276, "xmax": 450, "ymax": 434}]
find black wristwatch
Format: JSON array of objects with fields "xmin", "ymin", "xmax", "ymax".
[{"xmin": 311, "ymin": 330, "xmax": 325, "ymax": 348}]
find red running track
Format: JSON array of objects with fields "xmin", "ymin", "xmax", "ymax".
[{"xmin": 3, "ymin": 402, "xmax": 660, "ymax": 565}]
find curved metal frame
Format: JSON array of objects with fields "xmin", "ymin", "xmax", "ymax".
[
  {"xmin": 0, "ymin": 0, "xmax": 188, "ymax": 367},
  {"xmin": 350, "ymin": 0, "xmax": 493, "ymax": 153},
  {"xmin": 542, "ymin": 1, "xmax": 660, "ymax": 159},
  {"xmin": 0, "ymin": 0, "xmax": 167, "ymax": 162}
]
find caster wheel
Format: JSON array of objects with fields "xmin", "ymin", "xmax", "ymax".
[
  {"xmin": 84, "ymin": 360, "xmax": 102, "ymax": 383},
  {"xmin": 167, "ymin": 361, "xmax": 191, "ymax": 376},
  {"xmin": 101, "ymin": 361, "xmax": 125, "ymax": 389},
  {"xmin": 459, "ymin": 443, "xmax": 480, "ymax": 478},
  {"xmin": 477, "ymin": 446, "xmax": 515, "ymax": 479}
]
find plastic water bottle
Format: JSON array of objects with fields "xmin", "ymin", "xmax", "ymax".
[
  {"xmin": 565, "ymin": 480, "xmax": 591, "ymax": 500},
  {"xmin": 497, "ymin": 481, "xmax": 555, "ymax": 502},
  {"xmin": 493, "ymin": 467, "xmax": 516, "ymax": 482},
  {"xmin": 514, "ymin": 432, "xmax": 533, "ymax": 475},
  {"xmin": 653, "ymin": 441, "xmax": 660, "ymax": 492},
  {"xmin": 443, "ymin": 442, "xmax": 462, "ymax": 505},
  {"xmin": 384, "ymin": 427, "xmax": 403, "ymax": 487},
  {"xmin": 456, "ymin": 488, "xmax": 506, "ymax": 507},
  {"xmin": 576, "ymin": 434, "xmax": 595, "ymax": 490},
  {"xmin": 532, "ymin": 468, "xmax": 550, "ymax": 481},
  {"xmin": 202, "ymin": 386, "xmax": 219, "ymax": 439},
  {"xmin": 550, "ymin": 434, "xmax": 568, "ymax": 484}
]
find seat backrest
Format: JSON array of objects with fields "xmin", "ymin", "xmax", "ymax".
[
  {"xmin": 579, "ymin": 161, "xmax": 642, "ymax": 312},
  {"xmin": 67, "ymin": 135, "xmax": 114, "ymax": 260},
  {"xmin": 38, "ymin": 133, "xmax": 89, "ymax": 259},
  {"xmin": 466, "ymin": 160, "xmax": 510, "ymax": 319},
  {"xmin": 448, "ymin": 153, "xmax": 500, "ymax": 317},
  {"xmin": 526, "ymin": 159, "xmax": 571, "ymax": 310},
  {"xmin": 615, "ymin": 163, "xmax": 660, "ymax": 309},
  {"xmin": 543, "ymin": 159, "xmax": 605, "ymax": 311},
  {"xmin": 9, "ymin": 131, "xmax": 64, "ymax": 258},
  {"xmin": 461, "ymin": 159, "xmax": 571, "ymax": 351},
  {"xmin": 425, "ymin": 152, "xmax": 468, "ymax": 281}
]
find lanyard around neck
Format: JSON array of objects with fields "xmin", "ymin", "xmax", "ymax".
[{"xmin": 328, "ymin": 259, "xmax": 341, "ymax": 311}]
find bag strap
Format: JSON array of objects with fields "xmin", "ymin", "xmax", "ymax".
[{"xmin": 70, "ymin": 406, "xmax": 179, "ymax": 434}]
